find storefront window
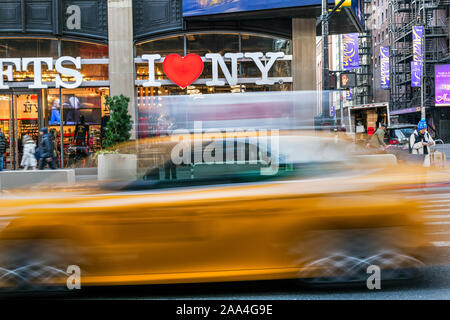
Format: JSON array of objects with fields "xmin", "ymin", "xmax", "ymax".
[
  {"xmin": 1, "ymin": 39, "xmax": 109, "ymax": 85},
  {"xmin": 45, "ymin": 88, "xmax": 109, "ymax": 168},
  {"xmin": 0, "ymin": 93, "xmax": 40, "ymax": 170},
  {"xmin": 186, "ymin": 33, "xmax": 239, "ymax": 56},
  {"xmin": 135, "ymin": 32, "xmax": 292, "ymax": 139},
  {"xmin": 241, "ymin": 34, "xmax": 291, "ymax": 54},
  {"xmin": 136, "ymin": 62, "xmax": 170, "ymax": 82},
  {"xmin": 61, "ymin": 40, "xmax": 108, "ymax": 59},
  {"xmin": 135, "ymin": 32, "xmax": 292, "ymax": 90},
  {"xmin": 0, "ymin": 38, "xmax": 110, "ymax": 169},
  {"xmin": 136, "ymin": 35, "xmax": 184, "ymax": 57},
  {"xmin": 0, "ymin": 95, "xmax": 11, "ymax": 170},
  {"xmin": 0, "ymin": 38, "xmax": 59, "ymax": 58}
]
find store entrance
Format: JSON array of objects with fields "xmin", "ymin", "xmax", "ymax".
[{"xmin": 0, "ymin": 92, "xmax": 41, "ymax": 170}]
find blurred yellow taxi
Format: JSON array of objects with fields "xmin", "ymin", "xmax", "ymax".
[{"xmin": 0, "ymin": 131, "xmax": 445, "ymax": 290}]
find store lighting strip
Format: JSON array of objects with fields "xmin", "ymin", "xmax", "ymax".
[
  {"xmin": 134, "ymin": 55, "xmax": 293, "ymax": 64},
  {"xmin": 134, "ymin": 77, "xmax": 293, "ymax": 86}
]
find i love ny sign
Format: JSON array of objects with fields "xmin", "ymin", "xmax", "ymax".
[
  {"xmin": 142, "ymin": 52, "xmax": 287, "ymax": 88},
  {"xmin": 0, "ymin": 52, "xmax": 288, "ymax": 90}
]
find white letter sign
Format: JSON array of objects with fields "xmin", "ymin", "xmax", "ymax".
[
  {"xmin": 55, "ymin": 56, "xmax": 83, "ymax": 89},
  {"xmin": 22, "ymin": 57, "xmax": 54, "ymax": 89},
  {"xmin": 205, "ymin": 53, "xmax": 243, "ymax": 86},
  {"xmin": 142, "ymin": 54, "xmax": 162, "ymax": 87},
  {"xmin": 0, "ymin": 58, "xmax": 21, "ymax": 89},
  {"xmin": 244, "ymin": 52, "xmax": 285, "ymax": 85}
]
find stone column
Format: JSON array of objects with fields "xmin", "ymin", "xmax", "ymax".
[
  {"xmin": 292, "ymin": 18, "xmax": 317, "ymax": 90},
  {"xmin": 107, "ymin": 0, "xmax": 136, "ymax": 139},
  {"xmin": 292, "ymin": 18, "xmax": 318, "ymax": 128}
]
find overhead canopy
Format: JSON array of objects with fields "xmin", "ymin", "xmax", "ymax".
[{"xmin": 183, "ymin": 0, "xmax": 365, "ymax": 37}]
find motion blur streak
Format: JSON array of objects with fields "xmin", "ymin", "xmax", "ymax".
[{"xmin": 0, "ymin": 91, "xmax": 448, "ymax": 291}]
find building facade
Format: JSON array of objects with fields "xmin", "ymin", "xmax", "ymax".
[
  {"xmin": 388, "ymin": 0, "xmax": 450, "ymax": 142},
  {"xmin": 322, "ymin": 0, "xmax": 450, "ymax": 141},
  {"xmin": 0, "ymin": 0, "xmax": 363, "ymax": 169}
]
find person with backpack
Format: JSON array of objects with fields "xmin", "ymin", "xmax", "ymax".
[
  {"xmin": 409, "ymin": 119, "xmax": 435, "ymax": 167},
  {"xmin": 0, "ymin": 130, "xmax": 7, "ymax": 171}
]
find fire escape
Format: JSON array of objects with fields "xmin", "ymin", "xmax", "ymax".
[
  {"xmin": 389, "ymin": 0, "xmax": 450, "ymax": 117},
  {"xmin": 355, "ymin": 0, "xmax": 374, "ymax": 105}
]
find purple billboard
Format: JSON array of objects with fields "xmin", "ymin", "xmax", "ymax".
[
  {"xmin": 412, "ymin": 26, "xmax": 424, "ymax": 64},
  {"xmin": 380, "ymin": 46, "xmax": 390, "ymax": 90},
  {"xmin": 411, "ymin": 61, "xmax": 421, "ymax": 87},
  {"xmin": 346, "ymin": 88, "xmax": 353, "ymax": 101},
  {"xmin": 435, "ymin": 64, "xmax": 450, "ymax": 107},
  {"xmin": 343, "ymin": 33, "xmax": 360, "ymax": 70}
]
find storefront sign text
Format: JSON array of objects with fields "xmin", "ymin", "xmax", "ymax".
[
  {"xmin": 0, "ymin": 52, "xmax": 288, "ymax": 90},
  {"xmin": 0, "ymin": 57, "xmax": 82, "ymax": 90},
  {"xmin": 142, "ymin": 52, "xmax": 286, "ymax": 88}
]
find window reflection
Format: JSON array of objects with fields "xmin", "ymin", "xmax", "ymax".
[
  {"xmin": 0, "ymin": 39, "xmax": 59, "ymax": 58},
  {"xmin": 241, "ymin": 34, "xmax": 291, "ymax": 54},
  {"xmin": 61, "ymin": 40, "xmax": 108, "ymax": 58},
  {"xmin": 136, "ymin": 36, "xmax": 184, "ymax": 57},
  {"xmin": 186, "ymin": 33, "xmax": 239, "ymax": 56},
  {"xmin": 45, "ymin": 88, "xmax": 110, "ymax": 168},
  {"xmin": 136, "ymin": 32, "xmax": 293, "ymax": 140}
]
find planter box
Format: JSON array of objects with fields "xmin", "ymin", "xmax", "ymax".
[{"xmin": 97, "ymin": 154, "xmax": 137, "ymax": 181}]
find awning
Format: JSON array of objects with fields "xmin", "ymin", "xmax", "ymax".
[
  {"xmin": 390, "ymin": 107, "xmax": 421, "ymax": 115},
  {"xmin": 348, "ymin": 103, "xmax": 389, "ymax": 110}
]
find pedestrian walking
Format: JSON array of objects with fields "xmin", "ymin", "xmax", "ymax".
[
  {"xmin": 409, "ymin": 119, "xmax": 435, "ymax": 167},
  {"xmin": 21, "ymin": 135, "xmax": 37, "ymax": 170},
  {"xmin": 38, "ymin": 127, "xmax": 56, "ymax": 170},
  {"xmin": 0, "ymin": 130, "xmax": 7, "ymax": 171}
]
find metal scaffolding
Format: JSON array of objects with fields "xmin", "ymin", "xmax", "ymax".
[
  {"xmin": 389, "ymin": 0, "xmax": 450, "ymax": 118},
  {"xmin": 350, "ymin": 0, "xmax": 374, "ymax": 105},
  {"xmin": 355, "ymin": 32, "xmax": 374, "ymax": 104}
]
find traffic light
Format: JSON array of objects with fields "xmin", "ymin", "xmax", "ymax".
[
  {"xmin": 340, "ymin": 72, "xmax": 356, "ymax": 88},
  {"xmin": 329, "ymin": 73, "xmax": 337, "ymax": 90}
]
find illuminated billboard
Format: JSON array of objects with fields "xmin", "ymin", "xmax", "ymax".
[
  {"xmin": 435, "ymin": 64, "xmax": 450, "ymax": 107},
  {"xmin": 183, "ymin": 0, "xmax": 333, "ymax": 17}
]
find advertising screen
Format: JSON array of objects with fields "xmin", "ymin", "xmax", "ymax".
[
  {"xmin": 435, "ymin": 64, "xmax": 450, "ymax": 107},
  {"xmin": 183, "ymin": 0, "xmax": 332, "ymax": 17}
]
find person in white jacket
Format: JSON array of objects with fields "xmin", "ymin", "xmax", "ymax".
[
  {"xmin": 21, "ymin": 135, "xmax": 37, "ymax": 170},
  {"xmin": 409, "ymin": 119, "xmax": 435, "ymax": 167}
]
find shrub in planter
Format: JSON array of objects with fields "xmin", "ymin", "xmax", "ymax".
[
  {"xmin": 98, "ymin": 95, "xmax": 136, "ymax": 180},
  {"xmin": 103, "ymin": 95, "xmax": 133, "ymax": 149}
]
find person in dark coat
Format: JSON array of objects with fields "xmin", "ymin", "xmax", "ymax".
[
  {"xmin": 0, "ymin": 130, "xmax": 7, "ymax": 171},
  {"xmin": 38, "ymin": 127, "xmax": 56, "ymax": 170}
]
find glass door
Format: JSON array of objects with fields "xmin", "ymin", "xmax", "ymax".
[
  {"xmin": 9, "ymin": 93, "xmax": 41, "ymax": 170},
  {"xmin": 0, "ymin": 95, "xmax": 11, "ymax": 170}
]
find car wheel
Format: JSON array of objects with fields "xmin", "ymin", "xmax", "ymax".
[
  {"xmin": 0, "ymin": 239, "xmax": 83, "ymax": 294},
  {"xmin": 297, "ymin": 250, "xmax": 425, "ymax": 288}
]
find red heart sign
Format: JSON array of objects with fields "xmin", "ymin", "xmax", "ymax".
[{"xmin": 162, "ymin": 53, "xmax": 204, "ymax": 88}]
